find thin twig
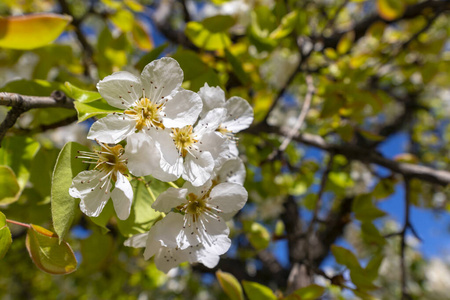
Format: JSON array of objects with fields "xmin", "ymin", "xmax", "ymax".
[
  {"xmin": 400, "ymin": 176, "xmax": 411, "ymax": 300},
  {"xmin": 6, "ymin": 219, "xmax": 31, "ymax": 228}
]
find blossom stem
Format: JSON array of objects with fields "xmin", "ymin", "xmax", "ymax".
[
  {"xmin": 168, "ymin": 181, "xmax": 179, "ymax": 189},
  {"xmin": 141, "ymin": 177, "xmax": 156, "ymax": 202},
  {"xmin": 6, "ymin": 219, "xmax": 31, "ymax": 228}
]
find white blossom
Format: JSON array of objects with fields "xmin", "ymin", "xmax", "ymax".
[
  {"xmin": 69, "ymin": 142, "xmax": 133, "ymax": 220},
  {"xmin": 88, "ymin": 57, "xmax": 203, "ymax": 144}
]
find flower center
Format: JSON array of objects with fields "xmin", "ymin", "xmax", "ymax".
[
  {"xmin": 172, "ymin": 126, "xmax": 199, "ymax": 158},
  {"xmin": 76, "ymin": 143, "xmax": 127, "ymax": 182},
  {"xmin": 216, "ymin": 125, "xmax": 236, "ymax": 140},
  {"xmin": 124, "ymin": 97, "xmax": 165, "ymax": 131}
]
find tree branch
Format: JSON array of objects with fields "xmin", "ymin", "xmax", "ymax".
[
  {"xmin": 0, "ymin": 92, "xmax": 74, "ymax": 145},
  {"xmin": 246, "ymin": 124, "xmax": 450, "ymax": 186},
  {"xmin": 400, "ymin": 177, "xmax": 412, "ymax": 300}
]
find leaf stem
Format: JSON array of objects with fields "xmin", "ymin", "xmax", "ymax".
[
  {"xmin": 140, "ymin": 177, "xmax": 156, "ymax": 202},
  {"xmin": 168, "ymin": 181, "xmax": 179, "ymax": 189},
  {"xmin": 6, "ymin": 219, "xmax": 31, "ymax": 228}
]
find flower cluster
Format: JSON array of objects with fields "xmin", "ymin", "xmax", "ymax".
[{"xmin": 70, "ymin": 57, "xmax": 253, "ymax": 273}]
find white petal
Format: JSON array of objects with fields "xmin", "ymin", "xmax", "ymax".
[
  {"xmin": 215, "ymin": 157, "xmax": 246, "ymax": 185},
  {"xmin": 126, "ymin": 132, "xmax": 179, "ymax": 181},
  {"xmin": 162, "ymin": 89, "xmax": 202, "ymax": 128},
  {"xmin": 154, "ymin": 246, "xmax": 189, "ymax": 273},
  {"xmin": 97, "ymin": 71, "xmax": 142, "ymax": 109},
  {"xmin": 198, "ymin": 83, "xmax": 226, "ymax": 117},
  {"xmin": 182, "ymin": 151, "xmax": 214, "ymax": 187},
  {"xmin": 88, "ymin": 114, "xmax": 136, "ymax": 144},
  {"xmin": 200, "ymin": 233, "xmax": 231, "ymax": 257},
  {"xmin": 152, "ymin": 129, "xmax": 184, "ymax": 179},
  {"xmin": 70, "ymin": 170, "xmax": 111, "ymax": 217},
  {"xmin": 152, "ymin": 187, "xmax": 188, "ymax": 213},
  {"xmin": 196, "ymin": 249, "xmax": 221, "ymax": 268},
  {"xmin": 144, "ymin": 214, "xmax": 181, "ymax": 259},
  {"xmin": 110, "ymin": 172, "xmax": 133, "ymax": 220},
  {"xmin": 209, "ymin": 182, "xmax": 248, "ymax": 214},
  {"xmin": 222, "ymin": 97, "xmax": 254, "ymax": 132},
  {"xmin": 124, "ymin": 232, "xmax": 148, "ymax": 248},
  {"xmin": 194, "ymin": 108, "xmax": 226, "ymax": 136},
  {"xmin": 140, "ymin": 57, "xmax": 183, "ymax": 98},
  {"xmin": 199, "ymin": 132, "xmax": 230, "ymax": 167}
]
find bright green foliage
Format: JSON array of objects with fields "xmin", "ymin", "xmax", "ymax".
[
  {"xmin": 186, "ymin": 15, "xmax": 234, "ymax": 50},
  {"xmin": 216, "ymin": 270, "xmax": 244, "ymax": 300},
  {"xmin": 352, "ymin": 194, "xmax": 387, "ymax": 221},
  {"xmin": 25, "ymin": 224, "xmax": 77, "ymax": 274},
  {"xmin": 0, "ymin": 212, "xmax": 12, "ymax": 259},
  {"xmin": 64, "ymin": 82, "xmax": 102, "ymax": 103},
  {"xmin": 242, "ymin": 281, "xmax": 276, "ymax": 300},
  {"xmin": 51, "ymin": 142, "xmax": 89, "ymax": 242},
  {"xmin": 243, "ymin": 221, "xmax": 271, "ymax": 251}
]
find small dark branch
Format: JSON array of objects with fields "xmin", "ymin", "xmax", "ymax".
[
  {"xmin": 179, "ymin": 0, "xmax": 191, "ymax": 23},
  {"xmin": 153, "ymin": 0, "xmax": 197, "ymax": 50},
  {"xmin": 400, "ymin": 177, "xmax": 412, "ymax": 300},
  {"xmin": 57, "ymin": 0, "xmax": 96, "ymax": 77},
  {"xmin": 246, "ymin": 124, "xmax": 450, "ymax": 186},
  {"xmin": 257, "ymin": 250, "xmax": 285, "ymax": 277},
  {"xmin": 281, "ymin": 196, "xmax": 303, "ymax": 264},
  {"xmin": 267, "ymin": 75, "xmax": 315, "ymax": 161},
  {"xmin": 0, "ymin": 92, "xmax": 75, "ymax": 145},
  {"xmin": 319, "ymin": 0, "xmax": 450, "ymax": 50}
]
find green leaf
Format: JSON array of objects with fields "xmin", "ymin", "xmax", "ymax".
[
  {"xmin": 80, "ymin": 229, "xmax": 114, "ymax": 272},
  {"xmin": 352, "ymin": 194, "xmax": 386, "ymax": 221},
  {"xmin": 74, "ymin": 99, "xmax": 121, "ymax": 122},
  {"xmin": 0, "ymin": 79, "xmax": 69, "ymax": 97},
  {"xmin": 331, "ymin": 245, "xmax": 360, "ymax": 270},
  {"xmin": 89, "ymin": 200, "xmax": 114, "ymax": 233},
  {"xmin": 131, "ymin": 20, "xmax": 153, "ymax": 51},
  {"xmin": 269, "ymin": 10, "xmax": 298, "ymax": 40},
  {"xmin": 51, "ymin": 142, "xmax": 89, "ymax": 243},
  {"xmin": 25, "ymin": 224, "xmax": 77, "ymax": 274},
  {"xmin": 65, "ymin": 82, "xmax": 102, "ymax": 103},
  {"xmin": 116, "ymin": 179, "xmax": 163, "ymax": 237},
  {"xmin": 110, "ymin": 9, "xmax": 134, "ymax": 32},
  {"xmin": 377, "ymin": 0, "xmax": 405, "ymax": 21},
  {"xmin": 185, "ymin": 16, "xmax": 234, "ymax": 51},
  {"xmin": 0, "ymin": 136, "xmax": 40, "ymax": 198},
  {"xmin": 29, "ymin": 147, "xmax": 60, "ymax": 202},
  {"xmin": 287, "ymin": 284, "xmax": 326, "ymax": 300},
  {"xmin": 365, "ymin": 253, "xmax": 384, "ymax": 281},
  {"xmin": 135, "ymin": 43, "xmax": 168, "ymax": 70},
  {"xmin": 361, "ymin": 221, "xmax": 386, "ymax": 246},
  {"xmin": 225, "ymin": 48, "xmax": 250, "ymax": 85},
  {"xmin": 242, "ymin": 281, "xmax": 276, "ymax": 300},
  {"xmin": 337, "ymin": 31, "xmax": 355, "ymax": 55},
  {"xmin": 372, "ymin": 178, "xmax": 395, "ymax": 199},
  {"xmin": 0, "ymin": 13, "xmax": 72, "ymax": 50},
  {"xmin": 0, "ymin": 166, "xmax": 20, "ymax": 205},
  {"xmin": 243, "ymin": 221, "xmax": 271, "ymax": 251},
  {"xmin": 216, "ymin": 270, "xmax": 244, "ymax": 300},
  {"xmin": 0, "ymin": 211, "xmax": 12, "ymax": 259}
]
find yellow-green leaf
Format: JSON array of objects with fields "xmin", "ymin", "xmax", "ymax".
[
  {"xmin": 286, "ymin": 284, "xmax": 326, "ymax": 300},
  {"xmin": 25, "ymin": 224, "xmax": 77, "ymax": 274},
  {"xmin": 65, "ymin": 82, "xmax": 101, "ymax": 103},
  {"xmin": 377, "ymin": 0, "xmax": 405, "ymax": 21},
  {"xmin": 185, "ymin": 15, "xmax": 234, "ymax": 51},
  {"xmin": 110, "ymin": 9, "xmax": 134, "ymax": 32},
  {"xmin": 337, "ymin": 31, "xmax": 355, "ymax": 55},
  {"xmin": 0, "ymin": 211, "xmax": 12, "ymax": 259},
  {"xmin": 216, "ymin": 270, "xmax": 244, "ymax": 300},
  {"xmin": 131, "ymin": 21, "xmax": 153, "ymax": 51},
  {"xmin": 242, "ymin": 281, "xmax": 276, "ymax": 300},
  {"xmin": 244, "ymin": 221, "xmax": 271, "ymax": 251},
  {"xmin": 74, "ymin": 99, "xmax": 121, "ymax": 122},
  {"xmin": 0, "ymin": 13, "xmax": 72, "ymax": 50},
  {"xmin": 0, "ymin": 166, "xmax": 20, "ymax": 205}
]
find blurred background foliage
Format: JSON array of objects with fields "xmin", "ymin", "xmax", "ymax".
[{"xmin": 0, "ymin": 0, "xmax": 450, "ymax": 299}]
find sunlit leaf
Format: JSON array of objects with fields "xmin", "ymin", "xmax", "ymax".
[
  {"xmin": 286, "ymin": 284, "xmax": 326, "ymax": 300},
  {"xmin": 269, "ymin": 10, "xmax": 298, "ymax": 40},
  {"xmin": 242, "ymin": 281, "xmax": 276, "ymax": 300},
  {"xmin": 51, "ymin": 142, "xmax": 89, "ymax": 242},
  {"xmin": 337, "ymin": 31, "xmax": 355, "ymax": 55},
  {"xmin": 131, "ymin": 21, "xmax": 153, "ymax": 51},
  {"xmin": 185, "ymin": 15, "xmax": 234, "ymax": 51},
  {"xmin": 65, "ymin": 82, "xmax": 102, "ymax": 103},
  {"xmin": 0, "ymin": 211, "xmax": 12, "ymax": 259},
  {"xmin": 377, "ymin": 0, "xmax": 405, "ymax": 21},
  {"xmin": 0, "ymin": 13, "xmax": 72, "ymax": 50},
  {"xmin": 74, "ymin": 99, "xmax": 121, "ymax": 122},
  {"xmin": 243, "ymin": 221, "xmax": 270, "ymax": 251},
  {"xmin": 216, "ymin": 270, "xmax": 244, "ymax": 300},
  {"xmin": 110, "ymin": 9, "xmax": 134, "ymax": 32},
  {"xmin": 0, "ymin": 166, "xmax": 20, "ymax": 205},
  {"xmin": 26, "ymin": 224, "xmax": 77, "ymax": 274}
]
